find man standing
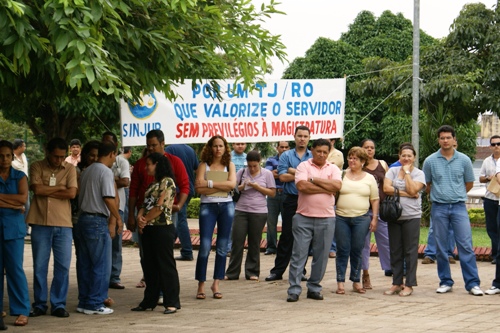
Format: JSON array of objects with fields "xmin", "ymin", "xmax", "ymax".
[
  {"xmin": 27, "ymin": 138, "xmax": 77, "ymax": 317},
  {"xmin": 231, "ymin": 143, "xmax": 247, "ymax": 172},
  {"xmin": 287, "ymin": 139, "xmax": 341, "ymax": 302},
  {"xmin": 479, "ymin": 135, "xmax": 500, "ymax": 264},
  {"xmin": 423, "ymin": 125, "xmax": 483, "ymax": 296},
  {"xmin": 76, "ymin": 141, "xmax": 122, "ymax": 315},
  {"xmin": 65, "ymin": 139, "xmax": 81, "ymax": 166},
  {"xmin": 326, "ymin": 137, "xmax": 344, "ymax": 259},
  {"xmin": 165, "ymin": 144, "xmax": 199, "ymax": 261},
  {"xmin": 264, "ymin": 141, "xmax": 289, "ymax": 255},
  {"xmin": 265, "ymin": 126, "xmax": 312, "ymax": 281},
  {"xmin": 102, "ymin": 132, "xmax": 130, "ymax": 289}
]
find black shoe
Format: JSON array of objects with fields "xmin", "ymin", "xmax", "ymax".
[
  {"xmin": 163, "ymin": 308, "xmax": 177, "ymax": 315},
  {"xmin": 265, "ymin": 273, "xmax": 282, "ymax": 281},
  {"xmin": 301, "ymin": 275, "xmax": 307, "ymax": 282},
  {"xmin": 264, "ymin": 250, "xmax": 276, "ymax": 255},
  {"xmin": 109, "ymin": 282, "xmax": 125, "ymax": 289},
  {"xmin": 0, "ymin": 317, "xmax": 6, "ymax": 331},
  {"xmin": 29, "ymin": 307, "xmax": 46, "ymax": 317},
  {"xmin": 306, "ymin": 291, "xmax": 324, "ymax": 300},
  {"xmin": 174, "ymin": 256, "xmax": 194, "ymax": 261},
  {"xmin": 384, "ymin": 270, "xmax": 393, "ymax": 277},
  {"xmin": 51, "ymin": 308, "xmax": 70, "ymax": 318},
  {"xmin": 287, "ymin": 294, "xmax": 299, "ymax": 302},
  {"xmin": 492, "ymin": 258, "xmax": 497, "ymax": 265},
  {"xmin": 131, "ymin": 306, "xmax": 155, "ymax": 311}
]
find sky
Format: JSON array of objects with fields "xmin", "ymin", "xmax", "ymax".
[{"xmin": 257, "ymin": 0, "xmax": 497, "ymax": 79}]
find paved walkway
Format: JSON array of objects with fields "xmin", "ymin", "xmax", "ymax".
[{"xmin": 3, "ymin": 241, "xmax": 500, "ymax": 332}]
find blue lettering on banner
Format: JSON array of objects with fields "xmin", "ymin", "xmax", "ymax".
[
  {"xmin": 291, "ymin": 82, "xmax": 314, "ymax": 97},
  {"xmin": 285, "ymin": 101, "xmax": 342, "ymax": 116},
  {"xmin": 174, "ymin": 103, "xmax": 198, "ymax": 121},
  {"xmin": 203, "ymin": 102, "xmax": 268, "ymax": 118},
  {"xmin": 122, "ymin": 122, "xmax": 162, "ymax": 137},
  {"xmin": 255, "ymin": 83, "xmax": 278, "ymax": 98}
]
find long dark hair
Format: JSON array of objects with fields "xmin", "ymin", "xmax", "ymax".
[
  {"xmin": 200, "ymin": 135, "xmax": 231, "ymax": 166},
  {"xmin": 147, "ymin": 152, "xmax": 175, "ymax": 183},
  {"xmin": 78, "ymin": 140, "xmax": 100, "ymax": 170}
]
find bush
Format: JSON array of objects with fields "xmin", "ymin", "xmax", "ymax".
[
  {"xmin": 187, "ymin": 198, "xmax": 200, "ymax": 218},
  {"xmin": 468, "ymin": 208, "xmax": 485, "ymax": 225}
]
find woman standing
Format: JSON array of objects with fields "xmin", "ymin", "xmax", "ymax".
[
  {"xmin": 195, "ymin": 136, "xmax": 236, "ymax": 299},
  {"xmin": 225, "ymin": 151, "xmax": 276, "ymax": 280},
  {"xmin": 360, "ymin": 139, "xmax": 391, "ymax": 289},
  {"xmin": 335, "ymin": 147, "xmax": 379, "ymax": 294},
  {"xmin": 383, "ymin": 144, "xmax": 425, "ymax": 296},
  {"xmin": 0, "ymin": 140, "xmax": 30, "ymax": 328},
  {"xmin": 131, "ymin": 153, "xmax": 180, "ymax": 314}
]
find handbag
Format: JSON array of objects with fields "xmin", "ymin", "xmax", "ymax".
[
  {"xmin": 231, "ymin": 169, "xmax": 244, "ymax": 202},
  {"xmin": 379, "ymin": 188, "xmax": 403, "ymax": 223},
  {"xmin": 487, "ymin": 177, "xmax": 500, "ymax": 196}
]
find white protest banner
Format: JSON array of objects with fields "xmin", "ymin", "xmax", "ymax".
[{"xmin": 120, "ymin": 79, "xmax": 345, "ymax": 146}]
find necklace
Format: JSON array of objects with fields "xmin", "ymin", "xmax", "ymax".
[{"xmin": 349, "ymin": 170, "xmax": 363, "ymax": 181}]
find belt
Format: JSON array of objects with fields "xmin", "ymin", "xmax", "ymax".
[
  {"xmin": 276, "ymin": 188, "xmax": 283, "ymax": 193},
  {"xmin": 81, "ymin": 212, "xmax": 108, "ymax": 218}
]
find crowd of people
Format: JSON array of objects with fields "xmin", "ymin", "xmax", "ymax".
[{"xmin": 1, "ymin": 124, "xmax": 499, "ymax": 329}]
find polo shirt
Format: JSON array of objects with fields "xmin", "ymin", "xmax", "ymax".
[
  {"xmin": 278, "ymin": 148, "xmax": 312, "ymax": 195},
  {"xmin": 423, "ymin": 149, "xmax": 475, "ymax": 203},
  {"xmin": 79, "ymin": 162, "xmax": 116, "ymax": 216},
  {"xmin": 27, "ymin": 159, "xmax": 77, "ymax": 227},
  {"xmin": 231, "ymin": 151, "xmax": 247, "ymax": 172},
  {"xmin": 295, "ymin": 159, "xmax": 341, "ymax": 217},
  {"xmin": 129, "ymin": 152, "xmax": 189, "ymax": 209}
]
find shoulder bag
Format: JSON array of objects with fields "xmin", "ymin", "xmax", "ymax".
[{"xmin": 379, "ymin": 188, "xmax": 403, "ymax": 223}]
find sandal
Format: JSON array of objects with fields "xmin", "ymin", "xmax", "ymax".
[
  {"xmin": 335, "ymin": 289, "xmax": 345, "ymax": 295},
  {"xmin": 362, "ymin": 273, "xmax": 372, "ymax": 289},
  {"xmin": 136, "ymin": 278, "xmax": 146, "ymax": 288},
  {"xmin": 353, "ymin": 282, "xmax": 366, "ymax": 294},
  {"xmin": 210, "ymin": 285, "xmax": 222, "ymax": 299},
  {"xmin": 383, "ymin": 285, "xmax": 402, "ymax": 295},
  {"xmin": 196, "ymin": 293, "xmax": 206, "ymax": 300},
  {"xmin": 399, "ymin": 287, "xmax": 413, "ymax": 297},
  {"xmin": 247, "ymin": 276, "xmax": 259, "ymax": 281},
  {"xmin": 15, "ymin": 315, "xmax": 28, "ymax": 327}
]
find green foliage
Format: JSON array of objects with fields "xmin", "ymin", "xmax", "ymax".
[
  {"xmin": 0, "ymin": 0, "xmax": 286, "ymax": 142},
  {"xmin": 187, "ymin": 197, "xmax": 200, "ymax": 219},
  {"xmin": 0, "ymin": 111, "xmax": 44, "ymax": 162},
  {"xmin": 468, "ymin": 208, "xmax": 485, "ymax": 225}
]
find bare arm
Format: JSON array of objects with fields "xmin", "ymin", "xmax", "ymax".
[
  {"xmin": 115, "ymin": 177, "xmax": 129, "ymax": 189},
  {"xmin": 465, "ymin": 181, "xmax": 473, "ymax": 193},
  {"xmin": 104, "ymin": 196, "xmax": 121, "ymax": 239},
  {"xmin": 296, "ymin": 179, "xmax": 341, "ymax": 194},
  {"xmin": 195, "ymin": 162, "xmax": 236, "ymax": 194},
  {"xmin": 279, "ymin": 167, "xmax": 296, "ymax": 183},
  {"xmin": 369, "ymin": 198, "xmax": 379, "ymax": 232},
  {"xmin": 0, "ymin": 175, "xmax": 28, "ymax": 207}
]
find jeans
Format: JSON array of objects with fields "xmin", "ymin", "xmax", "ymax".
[
  {"xmin": 195, "ymin": 202, "xmax": 234, "ymax": 282},
  {"xmin": 424, "ymin": 218, "xmax": 455, "ymax": 259},
  {"xmin": 335, "ymin": 214, "xmax": 370, "ymax": 282},
  {"xmin": 31, "ymin": 225, "xmax": 73, "ymax": 312},
  {"xmin": 483, "ymin": 198, "xmax": 499, "ymax": 258},
  {"xmin": 431, "ymin": 202, "xmax": 480, "ymax": 291},
  {"xmin": 492, "ymin": 208, "xmax": 500, "ymax": 287},
  {"xmin": 75, "ymin": 214, "xmax": 112, "ymax": 310},
  {"xmin": 266, "ymin": 191, "xmax": 285, "ymax": 253},
  {"xmin": 110, "ymin": 210, "xmax": 124, "ymax": 284},
  {"xmin": 288, "ymin": 214, "xmax": 335, "ymax": 296},
  {"xmin": 175, "ymin": 196, "xmax": 193, "ymax": 259}
]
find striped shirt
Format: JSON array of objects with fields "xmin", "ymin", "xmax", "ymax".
[{"xmin": 423, "ymin": 149, "xmax": 474, "ymax": 203}]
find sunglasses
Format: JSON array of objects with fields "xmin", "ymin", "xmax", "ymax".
[{"xmin": 491, "ymin": 143, "xmax": 500, "ymax": 147}]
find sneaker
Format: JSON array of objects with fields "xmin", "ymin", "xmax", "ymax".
[
  {"xmin": 76, "ymin": 308, "xmax": 85, "ymax": 313},
  {"xmin": 83, "ymin": 307, "xmax": 114, "ymax": 315},
  {"xmin": 469, "ymin": 286, "xmax": 484, "ymax": 296},
  {"xmin": 422, "ymin": 257, "xmax": 435, "ymax": 264},
  {"xmin": 448, "ymin": 256, "xmax": 456, "ymax": 264},
  {"xmin": 436, "ymin": 285, "xmax": 452, "ymax": 293},
  {"xmin": 485, "ymin": 286, "xmax": 500, "ymax": 295}
]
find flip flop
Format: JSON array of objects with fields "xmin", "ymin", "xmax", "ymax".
[
  {"xmin": 335, "ymin": 289, "xmax": 345, "ymax": 295},
  {"xmin": 212, "ymin": 292, "xmax": 223, "ymax": 299},
  {"xmin": 196, "ymin": 293, "xmax": 206, "ymax": 300},
  {"xmin": 353, "ymin": 283, "xmax": 366, "ymax": 294},
  {"xmin": 136, "ymin": 278, "xmax": 146, "ymax": 288},
  {"xmin": 15, "ymin": 315, "xmax": 28, "ymax": 326}
]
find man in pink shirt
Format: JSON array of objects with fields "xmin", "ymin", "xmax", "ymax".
[{"xmin": 286, "ymin": 139, "xmax": 342, "ymax": 302}]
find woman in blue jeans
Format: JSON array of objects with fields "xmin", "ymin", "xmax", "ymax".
[
  {"xmin": 195, "ymin": 136, "xmax": 236, "ymax": 299},
  {"xmin": 335, "ymin": 147, "xmax": 379, "ymax": 294}
]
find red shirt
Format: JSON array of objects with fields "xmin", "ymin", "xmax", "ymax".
[{"xmin": 129, "ymin": 152, "xmax": 189, "ymax": 209}]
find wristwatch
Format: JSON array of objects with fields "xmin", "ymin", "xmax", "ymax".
[
  {"xmin": 405, "ymin": 171, "xmax": 411, "ymax": 175},
  {"xmin": 309, "ymin": 177, "xmax": 314, "ymax": 183}
]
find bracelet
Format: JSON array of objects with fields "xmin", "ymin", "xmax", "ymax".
[{"xmin": 208, "ymin": 180, "xmax": 213, "ymax": 188}]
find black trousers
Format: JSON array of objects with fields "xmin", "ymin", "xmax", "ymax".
[
  {"xmin": 139, "ymin": 224, "xmax": 181, "ymax": 309},
  {"xmin": 270, "ymin": 195, "xmax": 299, "ymax": 277}
]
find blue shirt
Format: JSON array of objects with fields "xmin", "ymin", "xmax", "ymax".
[
  {"xmin": 278, "ymin": 148, "xmax": 312, "ymax": 195},
  {"xmin": 423, "ymin": 149, "xmax": 475, "ymax": 203},
  {"xmin": 231, "ymin": 151, "xmax": 247, "ymax": 172},
  {"xmin": 0, "ymin": 167, "xmax": 26, "ymax": 240},
  {"xmin": 265, "ymin": 155, "xmax": 283, "ymax": 189},
  {"xmin": 166, "ymin": 144, "xmax": 199, "ymax": 196}
]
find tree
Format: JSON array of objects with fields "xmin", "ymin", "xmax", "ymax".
[{"xmin": 0, "ymin": 0, "xmax": 286, "ymax": 141}]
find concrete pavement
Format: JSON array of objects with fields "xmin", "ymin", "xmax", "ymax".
[{"xmin": 3, "ymin": 241, "xmax": 500, "ymax": 333}]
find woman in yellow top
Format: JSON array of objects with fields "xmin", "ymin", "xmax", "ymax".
[
  {"xmin": 335, "ymin": 147, "xmax": 379, "ymax": 295},
  {"xmin": 131, "ymin": 152, "xmax": 180, "ymax": 315}
]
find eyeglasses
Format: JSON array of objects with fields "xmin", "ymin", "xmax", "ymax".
[{"xmin": 491, "ymin": 143, "xmax": 500, "ymax": 147}]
